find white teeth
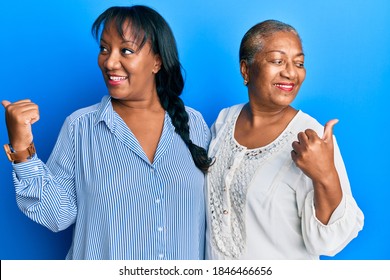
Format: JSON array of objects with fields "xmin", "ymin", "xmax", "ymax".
[
  {"xmin": 275, "ymin": 84, "xmax": 293, "ymax": 88},
  {"xmin": 109, "ymin": 76, "xmax": 126, "ymax": 81}
]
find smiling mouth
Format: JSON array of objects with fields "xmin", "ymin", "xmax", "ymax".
[
  {"xmin": 109, "ymin": 75, "xmax": 127, "ymax": 81},
  {"xmin": 274, "ymin": 83, "xmax": 294, "ymax": 91}
]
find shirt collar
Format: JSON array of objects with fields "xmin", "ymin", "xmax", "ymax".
[
  {"xmin": 94, "ymin": 95, "xmax": 115, "ymax": 131},
  {"xmin": 93, "ymin": 95, "xmax": 176, "ymax": 136}
]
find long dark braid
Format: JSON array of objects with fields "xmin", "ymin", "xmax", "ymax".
[
  {"xmin": 92, "ymin": 5, "xmax": 212, "ymax": 172},
  {"xmin": 152, "ymin": 11, "xmax": 212, "ymax": 173},
  {"xmin": 157, "ymin": 70, "xmax": 212, "ymax": 173}
]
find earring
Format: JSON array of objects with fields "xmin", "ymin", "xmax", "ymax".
[{"xmin": 244, "ymin": 79, "xmax": 248, "ymax": 85}]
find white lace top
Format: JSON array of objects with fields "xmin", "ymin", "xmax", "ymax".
[{"xmin": 205, "ymin": 104, "xmax": 364, "ymax": 259}]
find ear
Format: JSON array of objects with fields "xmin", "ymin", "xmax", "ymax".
[
  {"xmin": 240, "ymin": 59, "xmax": 249, "ymax": 84},
  {"xmin": 152, "ymin": 54, "xmax": 162, "ymax": 74}
]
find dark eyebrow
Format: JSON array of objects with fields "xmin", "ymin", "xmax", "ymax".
[
  {"xmin": 121, "ymin": 39, "xmax": 137, "ymax": 45},
  {"xmin": 266, "ymin": 50, "xmax": 305, "ymax": 57},
  {"xmin": 99, "ymin": 37, "xmax": 137, "ymax": 45}
]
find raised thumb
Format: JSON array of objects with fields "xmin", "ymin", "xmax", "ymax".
[
  {"xmin": 1, "ymin": 100, "xmax": 11, "ymax": 108},
  {"xmin": 322, "ymin": 119, "xmax": 339, "ymax": 142}
]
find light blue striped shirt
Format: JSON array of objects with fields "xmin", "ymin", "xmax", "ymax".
[{"xmin": 11, "ymin": 95, "xmax": 211, "ymax": 260}]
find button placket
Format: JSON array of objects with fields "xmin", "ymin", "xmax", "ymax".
[{"xmin": 151, "ymin": 164, "xmax": 166, "ymax": 260}]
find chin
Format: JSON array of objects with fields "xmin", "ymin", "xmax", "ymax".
[{"xmin": 107, "ymin": 89, "xmax": 125, "ymax": 99}]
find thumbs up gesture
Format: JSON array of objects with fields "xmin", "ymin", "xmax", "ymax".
[
  {"xmin": 2, "ymin": 99, "xmax": 40, "ymax": 151},
  {"xmin": 291, "ymin": 119, "xmax": 339, "ymax": 182}
]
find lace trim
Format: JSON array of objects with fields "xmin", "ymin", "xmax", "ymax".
[{"xmin": 208, "ymin": 117, "xmax": 293, "ymax": 258}]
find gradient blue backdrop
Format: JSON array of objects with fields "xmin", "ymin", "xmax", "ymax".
[{"xmin": 1, "ymin": 0, "xmax": 389, "ymax": 260}]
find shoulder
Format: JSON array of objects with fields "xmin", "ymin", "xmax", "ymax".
[
  {"xmin": 184, "ymin": 105, "xmax": 209, "ymax": 131},
  {"xmin": 216, "ymin": 104, "xmax": 245, "ymax": 122},
  {"xmin": 65, "ymin": 96, "xmax": 109, "ymax": 126},
  {"xmin": 184, "ymin": 106, "xmax": 211, "ymax": 146},
  {"xmin": 211, "ymin": 103, "xmax": 244, "ymax": 132},
  {"xmin": 293, "ymin": 110, "xmax": 324, "ymax": 136},
  {"xmin": 217, "ymin": 103, "xmax": 245, "ymax": 120},
  {"xmin": 67, "ymin": 104, "xmax": 99, "ymax": 123},
  {"xmin": 185, "ymin": 106, "xmax": 206, "ymax": 122}
]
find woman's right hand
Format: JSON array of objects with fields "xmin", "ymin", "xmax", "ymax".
[{"xmin": 2, "ymin": 99, "xmax": 40, "ymax": 151}]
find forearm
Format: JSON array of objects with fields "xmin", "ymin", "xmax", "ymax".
[
  {"xmin": 302, "ymin": 190, "xmax": 364, "ymax": 256},
  {"xmin": 312, "ymin": 169, "xmax": 342, "ymax": 224}
]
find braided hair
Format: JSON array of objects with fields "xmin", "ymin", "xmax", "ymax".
[{"xmin": 92, "ymin": 5, "xmax": 212, "ymax": 172}]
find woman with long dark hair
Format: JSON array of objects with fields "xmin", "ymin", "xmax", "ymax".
[{"xmin": 2, "ymin": 5, "xmax": 211, "ymax": 260}]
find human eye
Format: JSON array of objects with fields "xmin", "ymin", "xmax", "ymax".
[
  {"xmin": 272, "ymin": 59, "xmax": 283, "ymax": 65},
  {"xmin": 99, "ymin": 45, "xmax": 108, "ymax": 54},
  {"xmin": 295, "ymin": 61, "xmax": 305, "ymax": 68},
  {"xmin": 121, "ymin": 48, "xmax": 134, "ymax": 55}
]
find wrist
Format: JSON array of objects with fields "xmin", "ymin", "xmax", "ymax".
[{"xmin": 4, "ymin": 142, "xmax": 36, "ymax": 163}]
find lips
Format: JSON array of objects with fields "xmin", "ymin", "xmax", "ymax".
[
  {"xmin": 109, "ymin": 75, "xmax": 127, "ymax": 81},
  {"xmin": 274, "ymin": 83, "xmax": 294, "ymax": 91},
  {"xmin": 106, "ymin": 74, "xmax": 128, "ymax": 85}
]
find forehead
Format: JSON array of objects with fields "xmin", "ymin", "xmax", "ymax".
[
  {"xmin": 102, "ymin": 19, "xmax": 144, "ymax": 44},
  {"xmin": 261, "ymin": 31, "xmax": 303, "ymax": 54}
]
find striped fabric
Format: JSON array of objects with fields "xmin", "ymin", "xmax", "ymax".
[{"xmin": 12, "ymin": 95, "xmax": 211, "ymax": 260}]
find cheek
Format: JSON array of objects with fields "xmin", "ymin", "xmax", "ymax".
[
  {"xmin": 255, "ymin": 63, "xmax": 278, "ymax": 77},
  {"xmin": 298, "ymin": 69, "xmax": 306, "ymax": 83},
  {"xmin": 98, "ymin": 57, "xmax": 105, "ymax": 70}
]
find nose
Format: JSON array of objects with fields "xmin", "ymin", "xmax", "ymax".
[
  {"xmin": 280, "ymin": 61, "xmax": 297, "ymax": 80},
  {"xmin": 104, "ymin": 51, "xmax": 121, "ymax": 70}
]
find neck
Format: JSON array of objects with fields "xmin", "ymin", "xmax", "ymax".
[
  {"xmin": 111, "ymin": 97, "xmax": 164, "ymax": 113},
  {"xmin": 244, "ymin": 103, "xmax": 296, "ymax": 125}
]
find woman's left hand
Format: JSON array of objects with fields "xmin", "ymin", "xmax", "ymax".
[
  {"xmin": 291, "ymin": 119, "xmax": 338, "ymax": 182},
  {"xmin": 291, "ymin": 119, "xmax": 342, "ymax": 224}
]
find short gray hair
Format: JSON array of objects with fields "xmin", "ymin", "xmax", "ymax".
[{"xmin": 239, "ymin": 19, "xmax": 301, "ymax": 65}]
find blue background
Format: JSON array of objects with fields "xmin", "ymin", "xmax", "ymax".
[{"xmin": 0, "ymin": 0, "xmax": 389, "ymax": 260}]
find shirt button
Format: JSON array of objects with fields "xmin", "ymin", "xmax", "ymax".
[
  {"xmin": 155, "ymin": 198, "xmax": 161, "ymax": 204},
  {"xmin": 158, "ymin": 227, "xmax": 163, "ymax": 232},
  {"xmin": 223, "ymin": 210, "xmax": 229, "ymax": 215},
  {"xmin": 159, "ymin": 254, "xmax": 164, "ymax": 259}
]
